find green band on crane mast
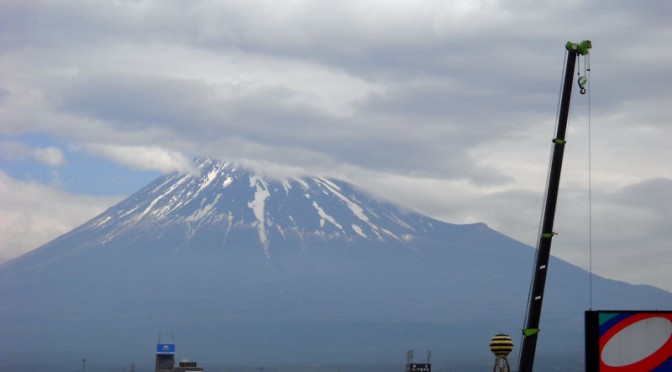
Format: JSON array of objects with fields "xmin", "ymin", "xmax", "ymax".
[
  {"xmin": 523, "ymin": 328, "xmax": 540, "ymax": 337},
  {"xmin": 566, "ymin": 40, "xmax": 592, "ymax": 55}
]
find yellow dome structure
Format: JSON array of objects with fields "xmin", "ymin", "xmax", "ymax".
[{"xmin": 490, "ymin": 334, "xmax": 513, "ymax": 372}]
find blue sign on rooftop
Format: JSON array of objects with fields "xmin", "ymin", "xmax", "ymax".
[{"xmin": 156, "ymin": 344, "xmax": 176, "ymax": 354}]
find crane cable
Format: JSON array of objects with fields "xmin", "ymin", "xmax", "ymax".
[
  {"xmin": 586, "ymin": 53, "xmax": 593, "ymax": 310},
  {"xmin": 578, "ymin": 52, "xmax": 594, "ymax": 309}
]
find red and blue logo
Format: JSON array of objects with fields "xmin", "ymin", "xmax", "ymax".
[{"xmin": 598, "ymin": 312, "xmax": 672, "ymax": 371}]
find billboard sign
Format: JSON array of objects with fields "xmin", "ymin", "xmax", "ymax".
[
  {"xmin": 586, "ymin": 310, "xmax": 672, "ymax": 371},
  {"xmin": 156, "ymin": 343, "xmax": 176, "ymax": 354}
]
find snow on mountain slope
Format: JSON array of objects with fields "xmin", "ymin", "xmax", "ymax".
[{"xmin": 63, "ymin": 157, "xmax": 439, "ymax": 261}]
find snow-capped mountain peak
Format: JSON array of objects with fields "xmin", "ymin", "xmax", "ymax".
[{"xmin": 83, "ymin": 158, "xmax": 435, "ymax": 261}]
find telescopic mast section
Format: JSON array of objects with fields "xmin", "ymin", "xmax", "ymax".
[{"xmin": 517, "ymin": 40, "xmax": 592, "ymax": 372}]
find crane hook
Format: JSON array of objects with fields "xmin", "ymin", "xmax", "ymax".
[{"xmin": 578, "ymin": 76, "xmax": 587, "ymax": 95}]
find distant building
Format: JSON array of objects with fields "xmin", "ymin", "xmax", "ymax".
[
  {"xmin": 406, "ymin": 363, "xmax": 431, "ymax": 372},
  {"xmin": 174, "ymin": 360, "xmax": 204, "ymax": 372},
  {"xmin": 156, "ymin": 344, "xmax": 176, "ymax": 372},
  {"xmin": 155, "ymin": 344, "xmax": 205, "ymax": 372},
  {"xmin": 405, "ymin": 350, "xmax": 431, "ymax": 372}
]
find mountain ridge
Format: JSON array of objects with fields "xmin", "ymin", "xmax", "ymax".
[{"xmin": 4, "ymin": 157, "xmax": 453, "ymax": 272}]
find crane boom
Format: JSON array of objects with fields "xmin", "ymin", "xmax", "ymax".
[{"xmin": 517, "ymin": 40, "xmax": 592, "ymax": 372}]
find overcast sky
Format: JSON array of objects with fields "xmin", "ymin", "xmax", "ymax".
[{"xmin": 1, "ymin": 0, "xmax": 670, "ymax": 293}]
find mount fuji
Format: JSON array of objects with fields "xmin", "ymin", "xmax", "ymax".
[{"xmin": 1, "ymin": 158, "xmax": 670, "ymax": 371}]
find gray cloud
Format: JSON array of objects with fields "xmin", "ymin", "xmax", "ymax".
[{"xmin": 1, "ymin": 0, "xmax": 671, "ymax": 290}]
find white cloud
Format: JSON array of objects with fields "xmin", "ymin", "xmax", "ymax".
[
  {"xmin": 0, "ymin": 171, "xmax": 122, "ymax": 263},
  {"xmin": 80, "ymin": 143, "xmax": 199, "ymax": 175},
  {"xmin": 0, "ymin": 141, "xmax": 67, "ymax": 166},
  {"xmin": 33, "ymin": 146, "xmax": 67, "ymax": 166}
]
